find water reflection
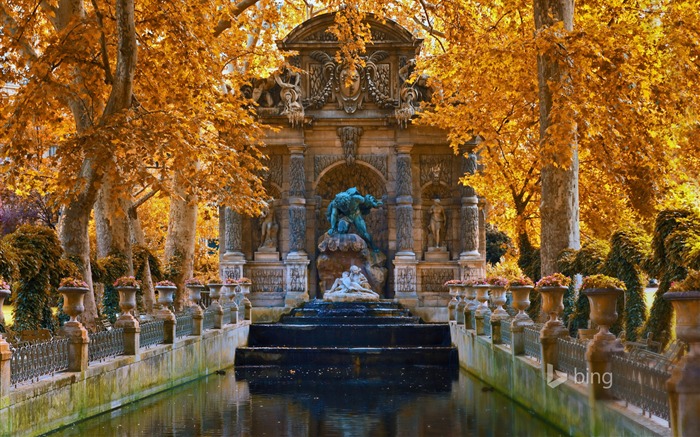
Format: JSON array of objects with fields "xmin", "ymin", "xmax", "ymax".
[{"xmin": 51, "ymin": 366, "xmax": 563, "ymax": 436}]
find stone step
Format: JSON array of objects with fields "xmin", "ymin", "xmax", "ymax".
[
  {"xmin": 280, "ymin": 316, "xmax": 422, "ymax": 325},
  {"xmin": 235, "ymin": 346, "xmax": 456, "ymax": 367},
  {"xmin": 248, "ymin": 324, "xmax": 451, "ymax": 347},
  {"xmin": 234, "ymin": 364, "xmax": 457, "ymax": 392}
]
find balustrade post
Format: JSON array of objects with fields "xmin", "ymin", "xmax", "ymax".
[
  {"xmin": 65, "ymin": 322, "xmax": 89, "ymax": 372},
  {"xmin": 0, "ymin": 339, "xmax": 11, "ymax": 396},
  {"xmin": 192, "ymin": 310, "xmax": 204, "ymax": 336},
  {"xmin": 511, "ymin": 325, "xmax": 525, "ymax": 355},
  {"xmin": 163, "ymin": 317, "xmax": 176, "ymax": 344},
  {"xmin": 491, "ymin": 319, "xmax": 502, "ymax": 344}
]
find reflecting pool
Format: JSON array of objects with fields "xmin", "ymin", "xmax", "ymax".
[{"xmin": 50, "ymin": 366, "xmax": 563, "ymax": 436}]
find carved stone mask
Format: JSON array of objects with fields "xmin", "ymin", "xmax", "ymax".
[{"xmin": 340, "ymin": 67, "xmax": 361, "ymax": 97}]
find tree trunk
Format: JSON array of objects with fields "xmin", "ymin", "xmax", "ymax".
[
  {"xmin": 58, "ymin": 201, "xmax": 98, "ymax": 329},
  {"xmin": 129, "ymin": 205, "xmax": 156, "ymax": 312},
  {"xmin": 164, "ymin": 172, "xmax": 198, "ymax": 311},
  {"xmin": 534, "ymin": 0, "xmax": 580, "ymax": 276},
  {"xmin": 95, "ymin": 171, "xmax": 134, "ymax": 272}
]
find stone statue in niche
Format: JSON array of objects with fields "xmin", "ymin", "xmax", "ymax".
[
  {"xmin": 324, "ymin": 265, "xmax": 379, "ymax": 302},
  {"xmin": 326, "ymin": 187, "xmax": 383, "ymax": 251},
  {"xmin": 427, "ymin": 198, "xmax": 446, "ymax": 249},
  {"xmin": 258, "ymin": 204, "xmax": 279, "ymax": 251}
]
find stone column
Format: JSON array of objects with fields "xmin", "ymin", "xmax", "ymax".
[
  {"xmin": 393, "ymin": 144, "xmax": 418, "ymax": 307},
  {"xmin": 285, "ymin": 144, "xmax": 310, "ymax": 306},
  {"xmin": 459, "ymin": 151, "xmax": 484, "ymax": 280},
  {"xmin": 221, "ymin": 207, "xmax": 246, "ymax": 281}
]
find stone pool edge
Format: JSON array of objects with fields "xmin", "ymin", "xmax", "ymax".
[
  {"xmin": 0, "ymin": 322, "xmax": 250, "ymax": 437},
  {"xmin": 451, "ymin": 323, "xmax": 670, "ymax": 437}
]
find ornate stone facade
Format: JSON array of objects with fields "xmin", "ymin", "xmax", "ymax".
[{"xmin": 222, "ymin": 13, "xmax": 486, "ymax": 320}]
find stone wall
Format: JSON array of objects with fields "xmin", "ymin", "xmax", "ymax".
[
  {"xmin": 450, "ymin": 323, "xmax": 670, "ymax": 437},
  {"xmin": 0, "ymin": 323, "xmax": 249, "ymax": 437}
]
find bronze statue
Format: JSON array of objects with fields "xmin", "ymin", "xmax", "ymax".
[{"xmin": 326, "ymin": 187, "xmax": 382, "ymax": 251}]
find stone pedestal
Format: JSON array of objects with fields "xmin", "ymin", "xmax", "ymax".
[
  {"xmin": 221, "ymin": 253, "xmax": 246, "ymax": 283},
  {"xmin": 393, "ymin": 257, "xmax": 418, "ymax": 308},
  {"xmin": 459, "ymin": 258, "xmax": 486, "ymax": 282},
  {"xmin": 191, "ymin": 306, "xmax": 204, "ymax": 336},
  {"xmin": 285, "ymin": 253, "xmax": 310, "ymax": 307},
  {"xmin": 511, "ymin": 325, "xmax": 526, "ymax": 355},
  {"xmin": 159, "ymin": 312, "xmax": 176, "ymax": 344},
  {"xmin": 254, "ymin": 250, "xmax": 280, "ymax": 262},
  {"xmin": 0, "ymin": 339, "xmax": 12, "ymax": 396},
  {"xmin": 115, "ymin": 315, "xmax": 140, "ymax": 355},
  {"xmin": 491, "ymin": 319, "xmax": 502, "ymax": 344},
  {"xmin": 64, "ymin": 321, "xmax": 89, "ymax": 372},
  {"xmin": 585, "ymin": 330, "xmax": 624, "ymax": 400},
  {"xmin": 425, "ymin": 247, "xmax": 449, "ymax": 262},
  {"xmin": 317, "ymin": 233, "xmax": 387, "ymax": 295}
]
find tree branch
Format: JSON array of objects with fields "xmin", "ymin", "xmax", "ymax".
[
  {"xmin": 90, "ymin": 0, "xmax": 114, "ymax": 85},
  {"xmin": 130, "ymin": 188, "xmax": 159, "ymax": 212},
  {"xmin": 0, "ymin": 4, "xmax": 39, "ymax": 61},
  {"xmin": 213, "ymin": 0, "xmax": 262, "ymax": 37}
]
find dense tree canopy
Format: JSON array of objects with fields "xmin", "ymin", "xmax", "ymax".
[{"xmin": 1, "ymin": 1, "xmax": 699, "ymax": 326}]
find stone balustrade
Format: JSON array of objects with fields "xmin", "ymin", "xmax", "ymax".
[{"xmin": 450, "ymin": 287, "xmax": 694, "ymax": 436}]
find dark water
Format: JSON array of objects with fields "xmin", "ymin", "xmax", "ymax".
[{"xmin": 51, "ymin": 366, "xmax": 563, "ymax": 436}]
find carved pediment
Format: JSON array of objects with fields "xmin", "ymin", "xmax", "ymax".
[{"xmin": 280, "ymin": 13, "xmax": 420, "ymax": 47}]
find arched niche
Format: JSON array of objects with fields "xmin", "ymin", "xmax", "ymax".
[
  {"xmin": 315, "ymin": 162, "xmax": 388, "ymax": 253},
  {"xmin": 420, "ymin": 182, "xmax": 457, "ymax": 254}
]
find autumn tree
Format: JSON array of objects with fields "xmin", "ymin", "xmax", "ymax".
[{"xmin": 1, "ymin": 0, "xmax": 279, "ymax": 326}]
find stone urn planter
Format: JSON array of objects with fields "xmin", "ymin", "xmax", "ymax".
[
  {"xmin": 0, "ymin": 287, "xmax": 10, "ymax": 326},
  {"xmin": 447, "ymin": 286, "xmax": 459, "ymax": 321},
  {"xmin": 238, "ymin": 280, "xmax": 252, "ymax": 321},
  {"xmin": 59, "ymin": 286, "xmax": 89, "ymax": 324},
  {"xmin": 509, "ymin": 285, "xmax": 534, "ymax": 327},
  {"xmin": 155, "ymin": 285, "xmax": 177, "ymax": 308},
  {"xmin": 664, "ymin": 290, "xmax": 700, "ymax": 435},
  {"xmin": 464, "ymin": 285, "xmax": 479, "ymax": 327},
  {"xmin": 538, "ymin": 286, "xmax": 568, "ymax": 336},
  {"xmin": 489, "ymin": 286, "xmax": 509, "ymax": 321},
  {"xmin": 186, "ymin": 283, "xmax": 206, "ymax": 316},
  {"xmin": 115, "ymin": 286, "xmax": 139, "ymax": 322},
  {"xmin": 583, "ymin": 287, "xmax": 623, "ymax": 341},
  {"xmin": 207, "ymin": 283, "xmax": 224, "ymax": 308},
  {"xmin": 664, "ymin": 291, "xmax": 700, "ymax": 348},
  {"xmin": 187, "ymin": 285, "xmax": 204, "ymax": 304},
  {"xmin": 474, "ymin": 285, "xmax": 492, "ymax": 317},
  {"xmin": 455, "ymin": 286, "xmax": 468, "ymax": 324}
]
